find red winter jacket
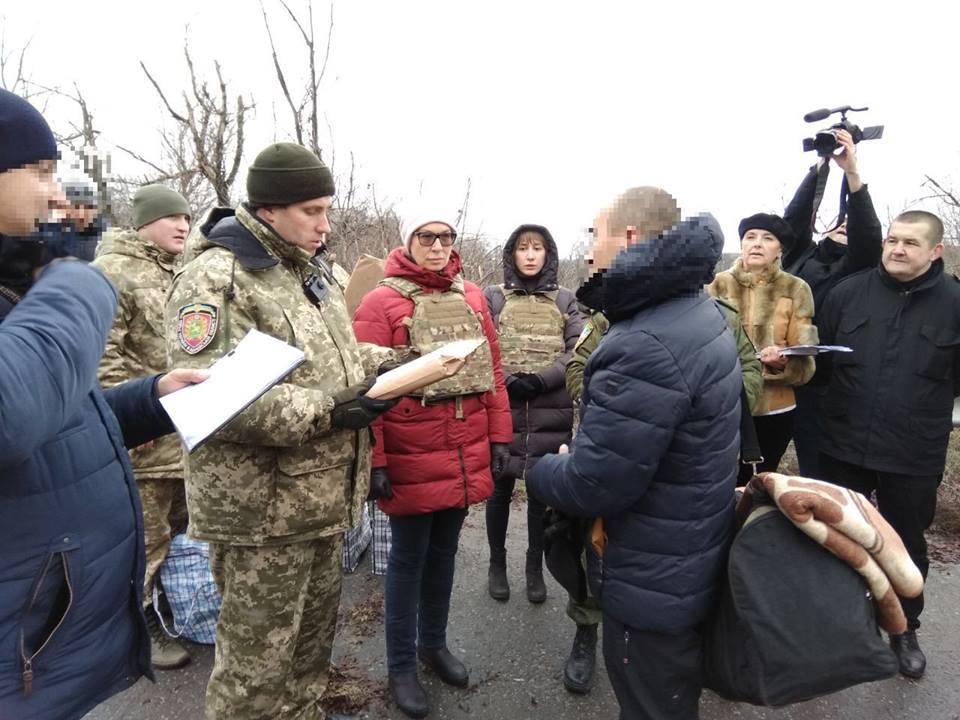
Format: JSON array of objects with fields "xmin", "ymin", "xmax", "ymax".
[{"xmin": 353, "ymin": 248, "xmax": 513, "ymax": 516}]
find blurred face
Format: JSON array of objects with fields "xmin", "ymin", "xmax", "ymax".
[
  {"xmin": 514, "ymin": 234, "xmax": 547, "ymax": 277},
  {"xmin": 65, "ymin": 203, "xmax": 100, "ymax": 231},
  {"xmin": 408, "ymin": 221, "xmax": 455, "ymax": 272},
  {"xmin": 740, "ymin": 228, "xmax": 782, "ymax": 272},
  {"xmin": 882, "ymin": 221, "xmax": 942, "ymax": 282},
  {"xmin": 586, "ymin": 209, "xmax": 629, "ymax": 274},
  {"xmin": 824, "ymin": 219, "xmax": 847, "ymax": 245},
  {"xmin": 0, "ymin": 160, "xmax": 66, "ymax": 235},
  {"xmin": 139, "ymin": 213, "xmax": 190, "ymax": 255},
  {"xmin": 259, "ymin": 196, "xmax": 333, "ymax": 254}
]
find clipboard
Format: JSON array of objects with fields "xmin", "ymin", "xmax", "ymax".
[{"xmin": 160, "ymin": 329, "xmax": 305, "ymax": 452}]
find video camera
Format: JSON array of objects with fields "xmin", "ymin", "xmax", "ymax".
[{"xmin": 802, "ymin": 106, "xmax": 884, "ymax": 157}]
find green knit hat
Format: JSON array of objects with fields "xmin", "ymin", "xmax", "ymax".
[
  {"xmin": 246, "ymin": 142, "xmax": 335, "ymax": 206},
  {"xmin": 133, "ymin": 185, "xmax": 191, "ymax": 229}
]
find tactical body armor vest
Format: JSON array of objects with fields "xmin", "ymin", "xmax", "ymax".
[
  {"xmin": 495, "ymin": 286, "xmax": 566, "ymax": 375},
  {"xmin": 379, "ymin": 276, "xmax": 495, "ymax": 401}
]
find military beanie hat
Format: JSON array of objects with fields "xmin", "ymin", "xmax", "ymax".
[
  {"xmin": 246, "ymin": 142, "xmax": 335, "ymax": 206},
  {"xmin": 0, "ymin": 88, "xmax": 58, "ymax": 173},
  {"xmin": 133, "ymin": 184, "xmax": 191, "ymax": 229},
  {"xmin": 738, "ymin": 212, "xmax": 796, "ymax": 254}
]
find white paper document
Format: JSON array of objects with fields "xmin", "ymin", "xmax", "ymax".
[
  {"xmin": 160, "ymin": 329, "xmax": 306, "ymax": 452},
  {"xmin": 776, "ymin": 345, "xmax": 853, "ymax": 357}
]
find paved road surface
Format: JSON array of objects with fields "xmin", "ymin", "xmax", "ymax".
[{"xmin": 86, "ymin": 505, "xmax": 960, "ymax": 720}]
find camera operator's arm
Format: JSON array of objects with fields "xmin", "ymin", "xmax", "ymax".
[
  {"xmin": 832, "ymin": 130, "xmax": 882, "ymax": 273},
  {"xmin": 782, "ymin": 158, "xmax": 827, "ymax": 269}
]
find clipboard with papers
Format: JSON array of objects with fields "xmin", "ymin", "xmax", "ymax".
[{"xmin": 160, "ymin": 329, "xmax": 305, "ymax": 452}]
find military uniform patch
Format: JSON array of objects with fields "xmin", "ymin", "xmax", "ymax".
[{"xmin": 177, "ymin": 303, "xmax": 219, "ymax": 354}]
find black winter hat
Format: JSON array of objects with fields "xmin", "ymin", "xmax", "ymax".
[
  {"xmin": 738, "ymin": 213, "xmax": 795, "ymax": 254},
  {"xmin": 246, "ymin": 142, "xmax": 335, "ymax": 205},
  {"xmin": 0, "ymin": 89, "xmax": 58, "ymax": 173}
]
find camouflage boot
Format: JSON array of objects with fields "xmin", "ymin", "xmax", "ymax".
[{"xmin": 146, "ymin": 608, "xmax": 190, "ymax": 670}]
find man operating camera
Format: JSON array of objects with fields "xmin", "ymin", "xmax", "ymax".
[{"xmin": 781, "ymin": 128, "xmax": 883, "ymax": 477}]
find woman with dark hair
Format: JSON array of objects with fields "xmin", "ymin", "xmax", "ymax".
[{"xmin": 482, "ymin": 224, "xmax": 583, "ymax": 604}]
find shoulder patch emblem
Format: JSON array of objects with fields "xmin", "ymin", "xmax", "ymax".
[{"xmin": 177, "ymin": 303, "xmax": 219, "ymax": 355}]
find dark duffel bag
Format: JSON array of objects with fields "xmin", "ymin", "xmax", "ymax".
[{"xmin": 703, "ymin": 505, "xmax": 898, "ymax": 706}]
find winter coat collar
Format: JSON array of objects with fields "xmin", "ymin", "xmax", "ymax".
[
  {"xmin": 383, "ymin": 246, "xmax": 465, "ymax": 291},
  {"xmin": 878, "ymin": 258, "xmax": 944, "ymax": 294},
  {"xmin": 730, "ymin": 256, "xmax": 783, "ymax": 287},
  {"xmin": 200, "ymin": 204, "xmax": 314, "ymax": 271},
  {"xmin": 501, "ymin": 223, "xmax": 560, "ymax": 294},
  {"xmin": 95, "ymin": 228, "xmax": 179, "ymax": 271},
  {"xmin": 581, "ymin": 213, "xmax": 724, "ymax": 322}
]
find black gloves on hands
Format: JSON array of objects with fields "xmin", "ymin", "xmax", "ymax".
[
  {"xmin": 368, "ymin": 467, "xmax": 394, "ymax": 501},
  {"xmin": 330, "ymin": 375, "xmax": 398, "ymax": 431},
  {"xmin": 490, "ymin": 442, "xmax": 511, "ymax": 482},
  {"xmin": 506, "ymin": 372, "xmax": 546, "ymax": 401}
]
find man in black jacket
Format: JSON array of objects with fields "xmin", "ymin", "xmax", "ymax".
[
  {"xmin": 782, "ymin": 129, "xmax": 883, "ymax": 478},
  {"xmin": 817, "ymin": 209, "xmax": 957, "ymax": 680}
]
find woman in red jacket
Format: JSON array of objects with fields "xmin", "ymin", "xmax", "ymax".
[{"xmin": 353, "ymin": 217, "xmax": 512, "ymax": 719}]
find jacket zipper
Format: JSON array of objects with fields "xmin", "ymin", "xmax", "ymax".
[
  {"xmin": 20, "ymin": 552, "xmax": 74, "ymax": 697},
  {"xmin": 456, "ymin": 447, "xmax": 469, "ymax": 508},
  {"xmin": 520, "ymin": 400, "xmax": 531, "ymax": 483},
  {"xmin": 623, "ymin": 628, "xmax": 631, "ymax": 665}
]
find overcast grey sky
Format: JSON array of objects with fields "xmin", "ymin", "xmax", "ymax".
[{"xmin": 3, "ymin": 0, "xmax": 958, "ymax": 253}]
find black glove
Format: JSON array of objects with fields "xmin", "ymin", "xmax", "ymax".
[
  {"xmin": 506, "ymin": 372, "xmax": 546, "ymax": 401},
  {"xmin": 368, "ymin": 467, "xmax": 394, "ymax": 501},
  {"xmin": 490, "ymin": 442, "xmax": 511, "ymax": 481},
  {"xmin": 377, "ymin": 360, "xmax": 402, "ymax": 376},
  {"xmin": 330, "ymin": 376, "xmax": 398, "ymax": 430}
]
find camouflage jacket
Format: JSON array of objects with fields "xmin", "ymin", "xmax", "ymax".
[
  {"xmin": 92, "ymin": 229, "xmax": 183, "ymax": 479},
  {"xmin": 566, "ymin": 302, "xmax": 763, "ymax": 413},
  {"xmin": 166, "ymin": 205, "xmax": 374, "ymax": 546}
]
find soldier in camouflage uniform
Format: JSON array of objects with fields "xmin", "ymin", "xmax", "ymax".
[
  {"xmin": 92, "ymin": 184, "xmax": 193, "ymax": 670},
  {"xmin": 166, "ymin": 143, "xmax": 395, "ymax": 720}
]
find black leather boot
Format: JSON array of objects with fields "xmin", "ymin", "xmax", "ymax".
[
  {"xmin": 890, "ymin": 630, "xmax": 926, "ymax": 679},
  {"xmin": 525, "ymin": 549, "xmax": 547, "ymax": 604},
  {"xmin": 488, "ymin": 549, "xmax": 510, "ymax": 601},
  {"xmin": 388, "ymin": 671, "xmax": 429, "ymax": 719},
  {"xmin": 418, "ymin": 645, "xmax": 469, "ymax": 688},
  {"xmin": 563, "ymin": 623, "xmax": 598, "ymax": 693}
]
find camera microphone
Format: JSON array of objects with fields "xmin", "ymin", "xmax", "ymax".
[{"xmin": 803, "ymin": 108, "xmax": 832, "ymax": 123}]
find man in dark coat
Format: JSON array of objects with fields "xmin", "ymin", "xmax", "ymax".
[
  {"xmin": 781, "ymin": 129, "xmax": 883, "ymax": 477},
  {"xmin": 0, "ymin": 88, "xmax": 203, "ymax": 720},
  {"xmin": 817, "ymin": 209, "xmax": 959, "ymax": 680},
  {"xmin": 527, "ymin": 187, "xmax": 741, "ymax": 720}
]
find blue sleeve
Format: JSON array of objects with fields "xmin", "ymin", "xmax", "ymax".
[
  {"xmin": 103, "ymin": 375, "xmax": 175, "ymax": 449},
  {"xmin": 527, "ymin": 331, "xmax": 690, "ymax": 517},
  {"xmin": 0, "ymin": 261, "xmax": 117, "ymax": 466}
]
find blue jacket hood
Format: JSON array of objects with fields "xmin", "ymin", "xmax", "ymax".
[{"xmin": 588, "ymin": 213, "xmax": 724, "ymax": 322}]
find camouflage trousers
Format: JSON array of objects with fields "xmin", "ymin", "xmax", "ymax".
[
  {"xmin": 138, "ymin": 477, "xmax": 188, "ymax": 609},
  {"xmin": 206, "ymin": 535, "xmax": 344, "ymax": 720}
]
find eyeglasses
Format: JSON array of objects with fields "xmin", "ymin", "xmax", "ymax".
[{"xmin": 414, "ymin": 230, "xmax": 457, "ymax": 247}]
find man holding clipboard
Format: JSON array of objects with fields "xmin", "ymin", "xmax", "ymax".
[{"xmin": 166, "ymin": 143, "xmax": 394, "ymax": 720}]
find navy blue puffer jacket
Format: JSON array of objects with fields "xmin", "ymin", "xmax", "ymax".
[
  {"xmin": 1, "ymin": 261, "xmax": 164, "ymax": 720},
  {"xmin": 527, "ymin": 214, "xmax": 741, "ymax": 634}
]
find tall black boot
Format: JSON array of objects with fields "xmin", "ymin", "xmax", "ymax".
[
  {"xmin": 488, "ymin": 548, "xmax": 509, "ymax": 601},
  {"xmin": 890, "ymin": 630, "xmax": 926, "ymax": 679},
  {"xmin": 563, "ymin": 623, "xmax": 598, "ymax": 693},
  {"xmin": 525, "ymin": 549, "xmax": 546, "ymax": 604}
]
